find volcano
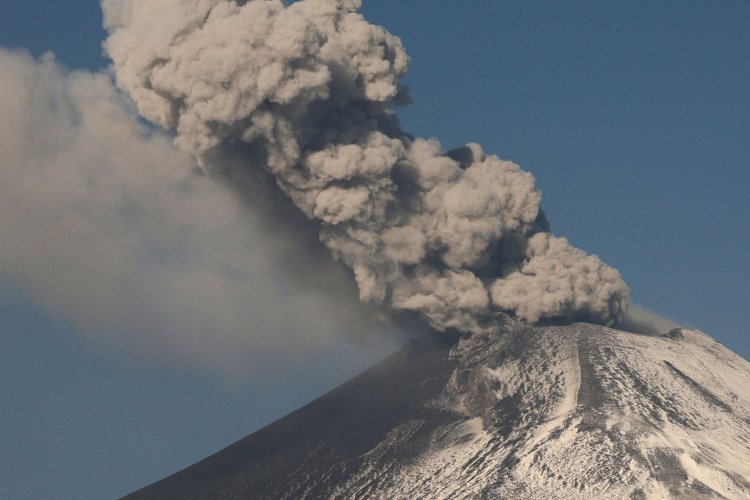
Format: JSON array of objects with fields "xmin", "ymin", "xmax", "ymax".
[{"xmin": 125, "ymin": 322, "xmax": 750, "ymax": 499}]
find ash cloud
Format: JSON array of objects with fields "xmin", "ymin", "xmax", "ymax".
[
  {"xmin": 101, "ymin": 0, "xmax": 631, "ymax": 333},
  {"xmin": 619, "ymin": 305, "xmax": 682, "ymax": 337},
  {"xmin": 0, "ymin": 1, "xmax": 632, "ymax": 382},
  {"xmin": 0, "ymin": 48, "xmax": 392, "ymax": 381}
]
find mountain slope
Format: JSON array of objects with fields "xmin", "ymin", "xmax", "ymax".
[{"xmin": 125, "ymin": 322, "xmax": 750, "ymax": 499}]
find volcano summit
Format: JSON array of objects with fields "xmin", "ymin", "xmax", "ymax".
[{"xmin": 126, "ymin": 322, "xmax": 750, "ymax": 499}]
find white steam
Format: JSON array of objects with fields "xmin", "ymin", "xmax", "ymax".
[{"xmin": 101, "ymin": 0, "xmax": 631, "ymax": 333}]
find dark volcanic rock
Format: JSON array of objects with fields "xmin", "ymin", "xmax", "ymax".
[{"xmin": 125, "ymin": 323, "xmax": 750, "ymax": 499}]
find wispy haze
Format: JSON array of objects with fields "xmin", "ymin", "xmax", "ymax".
[{"xmin": 0, "ymin": 48, "xmax": 392, "ymax": 381}]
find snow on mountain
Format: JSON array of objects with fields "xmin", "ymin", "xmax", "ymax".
[{"xmin": 125, "ymin": 322, "xmax": 750, "ymax": 499}]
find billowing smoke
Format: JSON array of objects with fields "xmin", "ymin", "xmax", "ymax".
[{"xmin": 101, "ymin": 0, "xmax": 630, "ymax": 333}]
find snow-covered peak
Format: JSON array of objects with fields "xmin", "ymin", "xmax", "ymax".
[{"xmin": 126, "ymin": 323, "xmax": 750, "ymax": 499}]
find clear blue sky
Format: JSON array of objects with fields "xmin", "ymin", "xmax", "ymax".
[{"xmin": 1, "ymin": 1, "xmax": 748, "ymax": 498}]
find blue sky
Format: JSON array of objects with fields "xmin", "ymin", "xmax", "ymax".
[{"xmin": 1, "ymin": 1, "xmax": 748, "ymax": 498}]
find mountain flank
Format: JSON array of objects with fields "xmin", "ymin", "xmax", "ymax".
[{"xmin": 126, "ymin": 322, "xmax": 750, "ymax": 499}]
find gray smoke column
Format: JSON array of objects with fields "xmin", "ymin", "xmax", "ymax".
[{"xmin": 102, "ymin": 0, "xmax": 631, "ymax": 332}]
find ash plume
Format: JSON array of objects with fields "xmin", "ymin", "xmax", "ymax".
[
  {"xmin": 101, "ymin": 0, "xmax": 631, "ymax": 333},
  {"xmin": 0, "ymin": 48, "xmax": 392, "ymax": 381}
]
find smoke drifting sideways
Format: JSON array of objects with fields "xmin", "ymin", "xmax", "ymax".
[
  {"xmin": 0, "ymin": 48, "xmax": 396, "ymax": 383},
  {"xmin": 619, "ymin": 305, "xmax": 682, "ymax": 338},
  {"xmin": 101, "ymin": 0, "xmax": 631, "ymax": 334}
]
